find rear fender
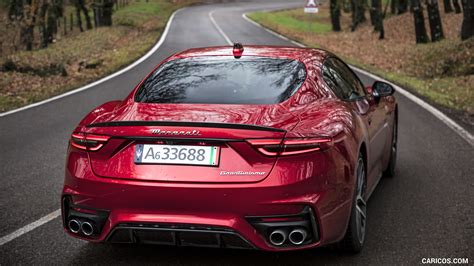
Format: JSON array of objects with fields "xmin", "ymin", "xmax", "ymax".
[{"xmin": 75, "ymin": 101, "xmax": 122, "ymax": 131}]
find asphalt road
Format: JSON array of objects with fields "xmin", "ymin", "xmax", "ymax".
[{"xmin": 0, "ymin": 0, "xmax": 472, "ymax": 264}]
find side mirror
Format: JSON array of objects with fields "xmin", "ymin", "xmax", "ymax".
[{"xmin": 372, "ymin": 81, "xmax": 395, "ymax": 98}]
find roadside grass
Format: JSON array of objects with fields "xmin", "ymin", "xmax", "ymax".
[
  {"xmin": 248, "ymin": 7, "xmax": 473, "ymax": 119},
  {"xmin": 249, "ymin": 9, "xmax": 332, "ymax": 34},
  {"xmin": 0, "ymin": 0, "xmax": 200, "ymax": 112}
]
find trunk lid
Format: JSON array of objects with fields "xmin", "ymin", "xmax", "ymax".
[{"xmin": 84, "ymin": 103, "xmax": 299, "ymax": 183}]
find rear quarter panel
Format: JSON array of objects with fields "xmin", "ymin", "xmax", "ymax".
[{"xmin": 285, "ymin": 98, "xmax": 363, "ymax": 242}]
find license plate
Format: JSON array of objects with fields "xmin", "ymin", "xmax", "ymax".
[{"xmin": 134, "ymin": 144, "xmax": 220, "ymax": 166}]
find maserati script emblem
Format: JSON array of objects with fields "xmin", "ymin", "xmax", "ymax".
[{"xmin": 151, "ymin": 128, "xmax": 201, "ymax": 136}]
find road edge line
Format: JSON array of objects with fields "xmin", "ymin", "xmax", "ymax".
[
  {"xmin": 241, "ymin": 12, "xmax": 473, "ymax": 146},
  {"xmin": 0, "ymin": 209, "xmax": 61, "ymax": 246},
  {"xmin": 0, "ymin": 8, "xmax": 185, "ymax": 118}
]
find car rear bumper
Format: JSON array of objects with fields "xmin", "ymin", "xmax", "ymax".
[{"xmin": 62, "ymin": 151, "xmax": 354, "ymax": 251}]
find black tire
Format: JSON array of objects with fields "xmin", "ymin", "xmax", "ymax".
[
  {"xmin": 338, "ymin": 155, "xmax": 367, "ymax": 253},
  {"xmin": 383, "ymin": 115, "xmax": 398, "ymax": 178}
]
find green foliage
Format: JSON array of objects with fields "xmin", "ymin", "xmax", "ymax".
[{"xmin": 114, "ymin": 0, "xmax": 163, "ymax": 26}]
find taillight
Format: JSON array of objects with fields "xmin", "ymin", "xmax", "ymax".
[
  {"xmin": 280, "ymin": 138, "xmax": 332, "ymax": 156},
  {"xmin": 247, "ymin": 138, "xmax": 332, "ymax": 156},
  {"xmin": 70, "ymin": 133, "xmax": 110, "ymax": 151}
]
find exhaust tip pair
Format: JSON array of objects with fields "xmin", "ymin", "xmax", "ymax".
[
  {"xmin": 269, "ymin": 228, "xmax": 308, "ymax": 246},
  {"xmin": 68, "ymin": 219, "xmax": 95, "ymax": 236}
]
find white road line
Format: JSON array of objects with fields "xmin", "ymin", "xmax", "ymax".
[
  {"xmin": 241, "ymin": 13, "xmax": 474, "ymax": 146},
  {"xmin": 0, "ymin": 209, "xmax": 61, "ymax": 246},
  {"xmin": 0, "ymin": 8, "xmax": 184, "ymax": 117},
  {"xmin": 209, "ymin": 10, "xmax": 233, "ymax": 45}
]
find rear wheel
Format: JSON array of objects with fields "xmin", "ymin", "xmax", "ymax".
[
  {"xmin": 383, "ymin": 116, "xmax": 398, "ymax": 178},
  {"xmin": 338, "ymin": 155, "xmax": 367, "ymax": 253}
]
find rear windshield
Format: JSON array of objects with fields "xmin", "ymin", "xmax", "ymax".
[{"xmin": 135, "ymin": 56, "xmax": 306, "ymax": 104}]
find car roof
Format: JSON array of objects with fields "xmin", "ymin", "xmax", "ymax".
[{"xmin": 169, "ymin": 45, "xmax": 329, "ymax": 64}]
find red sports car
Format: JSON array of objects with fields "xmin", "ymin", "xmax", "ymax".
[{"xmin": 62, "ymin": 44, "xmax": 397, "ymax": 252}]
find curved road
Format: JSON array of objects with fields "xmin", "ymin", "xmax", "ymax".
[{"xmin": 0, "ymin": 0, "xmax": 472, "ymax": 264}]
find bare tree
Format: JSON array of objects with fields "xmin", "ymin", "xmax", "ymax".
[
  {"xmin": 9, "ymin": 0, "xmax": 39, "ymax": 50},
  {"xmin": 391, "ymin": 0, "xmax": 398, "ymax": 14},
  {"xmin": 460, "ymin": 0, "xmax": 473, "ymax": 40},
  {"xmin": 38, "ymin": 0, "xmax": 49, "ymax": 47},
  {"xmin": 23, "ymin": 2, "xmax": 38, "ymax": 51},
  {"xmin": 330, "ymin": 0, "xmax": 341, "ymax": 31},
  {"xmin": 351, "ymin": 0, "xmax": 366, "ymax": 31},
  {"xmin": 93, "ymin": 0, "xmax": 114, "ymax": 26},
  {"xmin": 371, "ymin": 0, "xmax": 385, "ymax": 39},
  {"xmin": 452, "ymin": 0, "xmax": 461, "ymax": 13},
  {"xmin": 390, "ymin": 0, "xmax": 408, "ymax": 14},
  {"xmin": 74, "ymin": 0, "xmax": 92, "ymax": 31},
  {"xmin": 45, "ymin": 0, "xmax": 63, "ymax": 43},
  {"xmin": 443, "ymin": 0, "xmax": 453, "ymax": 13},
  {"xmin": 426, "ymin": 0, "xmax": 444, "ymax": 42},
  {"xmin": 398, "ymin": 0, "xmax": 408, "ymax": 13},
  {"xmin": 411, "ymin": 0, "xmax": 429, "ymax": 43}
]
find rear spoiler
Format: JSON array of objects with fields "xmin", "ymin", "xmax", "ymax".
[{"xmin": 86, "ymin": 121, "xmax": 286, "ymax": 132}]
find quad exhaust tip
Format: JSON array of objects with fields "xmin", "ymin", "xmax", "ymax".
[
  {"xmin": 269, "ymin": 229, "xmax": 287, "ymax": 246},
  {"xmin": 81, "ymin": 221, "xmax": 94, "ymax": 236},
  {"xmin": 68, "ymin": 219, "xmax": 95, "ymax": 236},
  {"xmin": 68, "ymin": 219, "xmax": 80, "ymax": 234},
  {"xmin": 288, "ymin": 228, "xmax": 307, "ymax": 245}
]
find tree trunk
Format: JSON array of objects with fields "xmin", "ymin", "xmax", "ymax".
[
  {"xmin": 411, "ymin": 0, "xmax": 429, "ymax": 43},
  {"xmin": 101, "ymin": 0, "xmax": 114, "ymax": 26},
  {"xmin": 343, "ymin": 0, "xmax": 351, "ymax": 13},
  {"xmin": 74, "ymin": 0, "xmax": 83, "ymax": 31},
  {"xmin": 46, "ymin": 7, "xmax": 56, "ymax": 43},
  {"xmin": 93, "ymin": 7, "xmax": 98, "ymax": 27},
  {"xmin": 391, "ymin": 0, "xmax": 398, "ymax": 14},
  {"xmin": 94, "ymin": 0, "xmax": 114, "ymax": 26},
  {"xmin": 371, "ymin": 0, "xmax": 380, "ymax": 27},
  {"xmin": 8, "ymin": 0, "xmax": 24, "ymax": 20},
  {"xmin": 398, "ymin": 0, "xmax": 408, "ymax": 14},
  {"xmin": 45, "ymin": 0, "xmax": 63, "ymax": 44},
  {"xmin": 351, "ymin": 0, "xmax": 358, "ymax": 31},
  {"xmin": 330, "ymin": 0, "xmax": 341, "ymax": 31},
  {"xmin": 426, "ymin": 0, "xmax": 444, "ymax": 42},
  {"xmin": 74, "ymin": 0, "xmax": 92, "ymax": 31},
  {"xmin": 79, "ymin": 0, "xmax": 92, "ymax": 30},
  {"xmin": 360, "ymin": 0, "xmax": 367, "ymax": 22},
  {"xmin": 370, "ymin": 5, "xmax": 376, "ymax": 26},
  {"xmin": 371, "ymin": 0, "xmax": 384, "ymax": 39},
  {"xmin": 452, "ymin": 0, "xmax": 461, "ymax": 13},
  {"xmin": 20, "ymin": 25, "xmax": 35, "ymax": 51},
  {"xmin": 461, "ymin": 0, "xmax": 473, "ymax": 40},
  {"xmin": 38, "ymin": 0, "xmax": 49, "ymax": 48},
  {"xmin": 70, "ymin": 12, "xmax": 73, "ymax": 31},
  {"xmin": 351, "ymin": 0, "xmax": 365, "ymax": 31},
  {"xmin": 443, "ymin": 0, "xmax": 453, "ymax": 13},
  {"xmin": 20, "ymin": 0, "xmax": 38, "ymax": 51}
]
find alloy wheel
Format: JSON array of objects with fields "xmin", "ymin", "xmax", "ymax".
[
  {"xmin": 355, "ymin": 158, "xmax": 367, "ymax": 244},
  {"xmin": 391, "ymin": 122, "xmax": 398, "ymax": 168}
]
